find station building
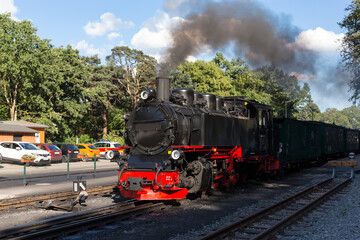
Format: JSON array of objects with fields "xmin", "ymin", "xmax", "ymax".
[{"xmin": 0, "ymin": 121, "xmax": 48, "ymax": 143}]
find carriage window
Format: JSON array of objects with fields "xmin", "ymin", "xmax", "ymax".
[
  {"xmin": 259, "ymin": 111, "xmax": 262, "ymax": 126},
  {"xmin": 258, "ymin": 110, "xmax": 268, "ymax": 126},
  {"xmin": 263, "ymin": 111, "xmax": 269, "ymax": 126}
]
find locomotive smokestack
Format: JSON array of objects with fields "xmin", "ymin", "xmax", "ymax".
[{"xmin": 156, "ymin": 77, "xmax": 171, "ymax": 101}]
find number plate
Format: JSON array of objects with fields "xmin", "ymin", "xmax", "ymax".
[{"xmin": 74, "ymin": 151, "xmax": 79, "ymax": 153}]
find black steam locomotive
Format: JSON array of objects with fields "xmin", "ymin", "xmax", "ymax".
[{"xmin": 118, "ymin": 77, "xmax": 277, "ymax": 200}]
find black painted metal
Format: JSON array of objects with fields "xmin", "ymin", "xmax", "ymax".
[{"xmin": 156, "ymin": 77, "xmax": 170, "ymax": 101}]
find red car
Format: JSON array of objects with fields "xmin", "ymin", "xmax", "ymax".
[{"xmin": 35, "ymin": 143, "xmax": 63, "ymax": 163}]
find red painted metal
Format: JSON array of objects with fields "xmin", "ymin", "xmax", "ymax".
[
  {"xmin": 119, "ymin": 145, "xmax": 278, "ymax": 200},
  {"xmin": 118, "ymin": 170, "xmax": 188, "ymax": 200}
]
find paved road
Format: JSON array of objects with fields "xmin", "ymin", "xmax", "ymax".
[
  {"xmin": 0, "ymin": 155, "xmax": 359, "ymax": 200},
  {"xmin": 0, "ymin": 159, "xmax": 119, "ymax": 199}
]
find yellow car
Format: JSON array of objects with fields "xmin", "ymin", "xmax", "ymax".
[{"xmin": 75, "ymin": 144, "xmax": 101, "ymax": 161}]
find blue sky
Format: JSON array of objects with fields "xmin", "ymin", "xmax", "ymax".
[{"xmin": 0, "ymin": 0, "xmax": 354, "ymax": 111}]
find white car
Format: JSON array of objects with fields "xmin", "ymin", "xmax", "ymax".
[
  {"xmin": 0, "ymin": 141, "xmax": 51, "ymax": 165},
  {"xmin": 93, "ymin": 140, "xmax": 122, "ymax": 160}
]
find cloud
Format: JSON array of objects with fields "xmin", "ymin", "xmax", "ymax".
[
  {"xmin": 295, "ymin": 27, "xmax": 344, "ymax": 53},
  {"xmin": 75, "ymin": 40, "xmax": 105, "ymax": 56},
  {"xmin": 185, "ymin": 55, "xmax": 197, "ymax": 62},
  {"xmin": 290, "ymin": 72, "xmax": 316, "ymax": 82},
  {"xmin": 0, "ymin": 0, "xmax": 18, "ymax": 19},
  {"xmin": 84, "ymin": 13, "xmax": 134, "ymax": 37},
  {"xmin": 131, "ymin": 11, "xmax": 183, "ymax": 60},
  {"xmin": 164, "ymin": 0, "xmax": 189, "ymax": 13},
  {"xmin": 107, "ymin": 32, "xmax": 121, "ymax": 41}
]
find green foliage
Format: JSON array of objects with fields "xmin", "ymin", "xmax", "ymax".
[
  {"xmin": 177, "ymin": 60, "xmax": 232, "ymax": 96},
  {"xmin": 320, "ymin": 106, "xmax": 360, "ymax": 129},
  {"xmin": 338, "ymin": 0, "xmax": 360, "ymax": 103},
  {"xmin": 63, "ymin": 134, "xmax": 93, "ymax": 144},
  {"xmin": 21, "ymin": 154, "xmax": 36, "ymax": 160},
  {"xmin": 108, "ymin": 108, "xmax": 126, "ymax": 135},
  {"xmin": 0, "ymin": 13, "xmax": 53, "ymax": 120},
  {"xmin": 1, "ymin": 12, "xmax": 360, "ymax": 144},
  {"xmin": 104, "ymin": 131, "xmax": 125, "ymax": 145},
  {"xmin": 22, "ymin": 45, "xmax": 90, "ymax": 142},
  {"xmin": 0, "ymin": 105, "xmax": 10, "ymax": 120},
  {"xmin": 106, "ymin": 46, "xmax": 156, "ymax": 106},
  {"xmin": 78, "ymin": 134, "xmax": 94, "ymax": 144},
  {"xmin": 297, "ymin": 101, "xmax": 321, "ymax": 121},
  {"xmin": 171, "ymin": 72, "xmax": 193, "ymax": 89}
]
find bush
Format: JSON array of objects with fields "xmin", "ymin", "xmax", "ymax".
[{"xmin": 105, "ymin": 131, "xmax": 124, "ymax": 145}]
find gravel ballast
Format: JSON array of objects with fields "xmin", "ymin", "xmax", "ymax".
[{"xmin": 1, "ymin": 159, "xmax": 360, "ymax": 240}]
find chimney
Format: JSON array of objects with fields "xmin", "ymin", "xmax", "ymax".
[{"xmin": 156, "ymin": 77, "xmax": 170, "ymax": 101}]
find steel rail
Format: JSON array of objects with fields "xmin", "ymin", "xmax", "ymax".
[
  {"xmin": 0, "ymin": 184, "xmax": 117, "ymax": 210},
  {"xmin": 0, "ymin": 200, "xmax": 165, "ymax": 240},
  {"xmin": 199, "ymin": 177, "xmax": 351, "ymax": 240}
]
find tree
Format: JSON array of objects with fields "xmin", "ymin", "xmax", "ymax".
[
  {"xmin": 82, "ymin": 56, "xmax": 123, "ymax": 139},
  {"xmin": 297, "ymin": 101, "xmax": 321, "ymax": 121},
  {"xmin": 20, "ymin": 45, "xmax": 90, "ymax": 141},
  {"xmin": 177, "ymin": 60, "xmax": 232, "ymax": 96},
  {"xmin": 0, "ymin": 13, "xmax": 52, "ymax": 120},
  {"xmin": 338, "ymin": 0, "xmax": 360, "ymax": 103},
  {"xmin": 340, "ymin": 106, "xmax": 360, "ymax": 129},
  {"xmin": 106, "ymin": 46, "xmax": 156, "ymax": 106}
]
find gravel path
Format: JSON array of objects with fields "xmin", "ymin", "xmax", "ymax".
[{"xmin": 283, "ymin": 176, "xmax": 360, "ymax": 240}]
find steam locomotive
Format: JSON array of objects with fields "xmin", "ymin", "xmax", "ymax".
[
  {"xmin": 117, "ymin": 77, "xmax": 277, "ymax": 200},
  {"xmin": 117, "ymin": 77, "xmax": 360, "ymax": 200}
]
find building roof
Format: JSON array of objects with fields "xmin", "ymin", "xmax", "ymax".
[
  {"xmin": 0, "ymin": 121, "xmax": 49, "ymax": 129},
  {"xmin": 0, "ymin": 124, "xmax": 39, "ymax": 133}
]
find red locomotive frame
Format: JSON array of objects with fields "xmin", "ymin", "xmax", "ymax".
[{"xmin": 118, "ymin": 145, "xmax": 278, "ymax": 200}]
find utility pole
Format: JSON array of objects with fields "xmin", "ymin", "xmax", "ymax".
[{"xmin": 285, "ymin": 101, "xmax": 291, "ymax": 118}]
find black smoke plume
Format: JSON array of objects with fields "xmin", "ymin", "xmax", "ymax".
[{"xmin": 158, "ymin": 0, "xmax": 317, "ymax": 76}]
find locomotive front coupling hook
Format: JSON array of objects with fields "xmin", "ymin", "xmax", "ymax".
[
  {"xmin": 118, "ymin": 165, "xmax": 128, "ymax": 188},
  {"xmin": 154, "ymin": 167, "xmax": 163, "ymax": 189}
]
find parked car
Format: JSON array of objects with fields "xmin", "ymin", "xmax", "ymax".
[
  {"xmin": 93, "ymin": 140, "xmax": 122, "ymax": 159},
  {"xmin": 35, "ymin": 143, "xmax": 62, "ymax": 163},
  {"xmin": 53, "ymin": 143, "xmax": 80, "ymax": 162},
  {"xmin": 0, "ymin": 141, "xmax": 51, "ymax": 165},
  {"xmin": 75, "ymin": 144, "xmax": 100, "ymax": 161}
]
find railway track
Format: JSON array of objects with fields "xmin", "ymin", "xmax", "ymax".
[
  {"xmin": 0, "ymin": 200, "xmax": 166, "ymax": 239},
  {"xmin": 199, "ymin": 177, "xmax": 352, "ymax": 240},
  {"xmin": 0, "ymin": 184, "xmax": 117, "ymax": 211}
]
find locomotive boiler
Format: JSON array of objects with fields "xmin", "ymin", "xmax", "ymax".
[{"xmin": 117, "ymin": 77, "xmax": 278, "ymax": 200}]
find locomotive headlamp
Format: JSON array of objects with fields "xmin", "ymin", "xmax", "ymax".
[
  {"xmin": 171, "ymin": 150, "xmax": 183, "ymax": 160},
  {"xmin": 140, "ymin": 90, "xmax": 149, "ymax": 100},
  {"xmin": 140, "ymin": 87, "xmax": 156, "ymax": 100}
]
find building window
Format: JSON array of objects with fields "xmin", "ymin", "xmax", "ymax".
[{"xmin": 13, "ymin": 135, "xmax": 22, "ymax": 141}]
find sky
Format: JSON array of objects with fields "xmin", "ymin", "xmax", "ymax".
[{"xmin": 0, "ymin": 0, "xmax": 354, "ymax": 112}]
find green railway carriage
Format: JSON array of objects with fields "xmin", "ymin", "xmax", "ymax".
[
  {"xmin": 345, "ymin": 128, "xmax": 360, "ymax": 153},
  {"xmin": 274, "ymin": 118, "xmax": 322, "ymax": 164},
  {"xmin": 320, "ymin": 123, "xmax": 346, "ymax": 156}
]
